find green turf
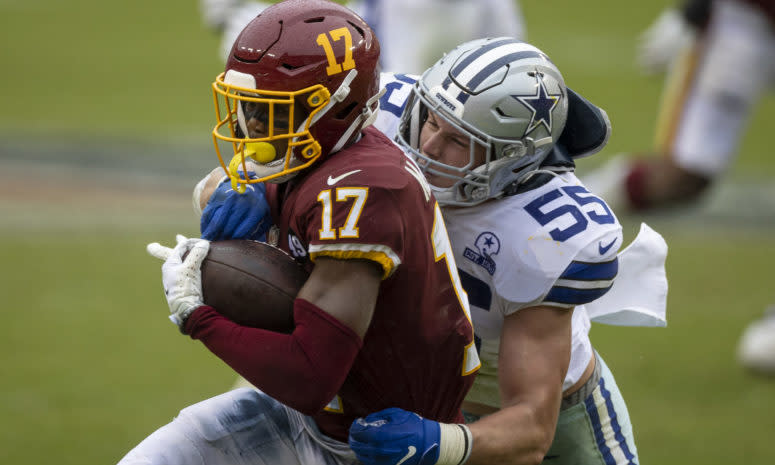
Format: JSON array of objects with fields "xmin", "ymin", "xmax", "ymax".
[
  {"xmin": 0, "ymin": 0, "xmax": 221, "ymax": 140},
  {"xmin": 593, "ymin": 224, "xmax": 775, "ymax": 463},
  {"xmin": 1, "ymin": 1, "xmax": 774, "ymax": 464},
  {"xmin": 0, "ymin": 230, "xmax": 235, "ymax": 464}
]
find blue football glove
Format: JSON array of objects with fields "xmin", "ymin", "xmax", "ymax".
[
  {"xmin": 200, "ymin": 173, "xmax": 271, "ymax": 242},
  {"xmin": 349, "ymin": 408, "xmax": 472, "ymax": 465}
]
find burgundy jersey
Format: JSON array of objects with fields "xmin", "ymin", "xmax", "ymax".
[
  {"xmin": 267, "ymin": 127, "xmax": 480, "ymax": 440},
  {"xmin": 741, "ymin": 0, "xmax": 775, "ymax": 25}
]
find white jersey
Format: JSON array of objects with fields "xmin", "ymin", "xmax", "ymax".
[
  {"xmin": 374, "ymin": 73, "xmax": 624, "ymax": 405},
  {"xmin": 441, "ymin": 175, "xmax": 622, "ymax": 404}
]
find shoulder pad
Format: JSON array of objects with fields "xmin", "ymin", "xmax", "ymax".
[{"xmin": 476, "ymin": 175, "xmax": 622, "ymax": 305}]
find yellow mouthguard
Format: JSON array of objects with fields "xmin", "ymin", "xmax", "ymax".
[
  {"xmin": 227, "ymin": 142, "xmax": 277, "ymax": 193},
  {"xmin": 244, "ymin": 142, "xmax": 277, "ymax": 163}
]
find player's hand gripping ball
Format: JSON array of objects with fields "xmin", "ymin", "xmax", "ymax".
[
  {"xmin": 148, "ymin": 236, "xmax": 307, "ymax": 333},
  {"xmin": 196, "ymin": 239, "xmax": 308, "ymax": 332},
  {"xmin": 147, "ymin": 235, "xmax": 210, "ymax": 332}
]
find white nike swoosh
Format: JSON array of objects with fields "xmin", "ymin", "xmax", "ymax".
[
  {"xmin": 326, "ymin": 169, "xmax": 362, "ymax": 186},
  {"xmin": 396, "ymin": 446, "xmax": 416, "ymax": 465}
]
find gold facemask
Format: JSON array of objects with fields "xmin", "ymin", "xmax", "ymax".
[{"xmin": 211, "ymin": 72, "xmax": 331, "ymax": 191}]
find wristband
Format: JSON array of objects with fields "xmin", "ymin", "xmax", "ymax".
[
  {"xmin": 192, "ymin": 173, "xmax": 228, "ymax": 217},
  {"xmin": 438, "ymin": 423, "xmax": 473, "ymax": 465}
]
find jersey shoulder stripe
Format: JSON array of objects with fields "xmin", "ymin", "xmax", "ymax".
[
  {"xmin": 545, "ymin": 257, "xmax": 619, "ymax": 306},
  {"xmin": 308, "ymin": 243, "xmax": 402, "ymax": 279},
  {"xmin": 560, "ymin": 258, "xmax": 619, "ymax": 281},
  {"xmin": 545, "ymin": 282, "xmax": 615, "ymax": 307}
]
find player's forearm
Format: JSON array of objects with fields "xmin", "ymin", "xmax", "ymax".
[
  {"xmin": 466, "ymin": 403, "xmax": 558, "ymax": 465},
  {"xmin": 186, "ymin": 299, "xmax": 362, "ymax": 414}
]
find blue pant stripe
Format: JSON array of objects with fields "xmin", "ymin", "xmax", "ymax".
[
  {"xmin": 599, "ymin": 378, "xmax": 636, "ymax": 464},
  {"xmin": 584, "ymin": 392, "xmax": 616, "ymax": 465},
  {"xmin": 586, "ymin": 377, "xmax": 637, "ymax": 464}
]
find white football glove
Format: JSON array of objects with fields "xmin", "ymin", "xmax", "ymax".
[
  {"xmin": 147, "ymin": 234, "xmax": 210, "ymax": 332},
  {"xmin": 637, "ymin": 8, "xmax": 696, "ymax": 74}
]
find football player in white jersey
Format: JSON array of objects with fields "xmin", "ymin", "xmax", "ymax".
[
  {"xmin": 348, "ymin": 38, "xmax": 662, "ymax": 465},
  {"xmin": 197, "ymin": 38, "xmax": 668, "ymax": 465},
  {"xmin": 199, "ymin": 0, "xmax": 526, "ymax": 73}
]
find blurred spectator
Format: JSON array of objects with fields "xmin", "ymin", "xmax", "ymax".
[
  {"xmin": 583, "ymin": 0, "xmax": 773, "ymax": 213},
  {"xmin": 739, "ymin": 305, "xmax": 775, "ymax": 375},
  {"xmin": 199, "ymin": 0, "xmax": 526, "ymax": 73},
  {"xmin": 582, "ymin": 0, "xmax": 775, "ymax": 375}
]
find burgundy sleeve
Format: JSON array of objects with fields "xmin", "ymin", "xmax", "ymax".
[{"xmin": 185, "ymin": 298, "xmax": 363, "ymax": 415}]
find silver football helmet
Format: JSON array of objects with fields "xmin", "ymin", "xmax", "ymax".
[{"xmin": 397, "ymin": 37, "xmax": 569, "ymax": 206}]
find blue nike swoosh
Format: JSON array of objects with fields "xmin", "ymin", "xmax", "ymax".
[{"xmin": 598, "ymin": 238, "xmax": 617, "ymax": 255}]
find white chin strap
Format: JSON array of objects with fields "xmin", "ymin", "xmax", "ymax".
[
  {"xmin": 310, "ymin": 69, "xmax": 357, "ymax": 125},
  {"xmin": 331, "ymin": 86, "xmax": 385, "ymax": 152},
  {"xmin": 309, "ymin": 68, "xmax": 385, "ymax": 154}
]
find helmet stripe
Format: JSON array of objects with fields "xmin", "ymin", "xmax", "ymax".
[
  {"xmin": 441, "ymin": 38, "xmax": 521, "ymax": 93},
  {"xmin": 446, "ymin": 41, "xmax": 552, "ymax": 104},
  {"xmin": 449, "ymin": 38, "xmax": 520, "ymax": 77},
  {"xmin": 458, "ymin": 51, "xmax": 548, "ymax": 104}
]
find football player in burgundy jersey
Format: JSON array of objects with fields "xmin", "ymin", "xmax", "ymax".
[
  {"xmin": 119, "ymin": 1, "xmax": 478, "ymax": 464},
  {"xmin": 584, "ymin": 0, "xmax": 774, "ymax": 212},
  {"xmin": 581, "ymin": 0, "xmax": 775, "ymax": 374}
]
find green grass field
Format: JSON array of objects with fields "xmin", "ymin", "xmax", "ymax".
[{"xmin": 1, "ymin": 1, "xmax": 774, "ymax": 464}]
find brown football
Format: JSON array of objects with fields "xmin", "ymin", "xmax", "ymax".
[{"xmin": 199, "ymin": 240, "xmax": 308, "ymax": 333}]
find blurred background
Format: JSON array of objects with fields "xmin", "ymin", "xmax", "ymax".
[{"xmin": 1, "ymin": 0, "xmax": 773, "ymax": 463}]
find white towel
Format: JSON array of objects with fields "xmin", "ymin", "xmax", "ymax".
[{"xmin": 581, "ymin": 222, "xmax": 669, "ymax": 327}]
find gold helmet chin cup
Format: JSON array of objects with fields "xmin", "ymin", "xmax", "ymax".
[{"xmin": 211, "ymin": 72, "xmax": 330, "ymax": 191}]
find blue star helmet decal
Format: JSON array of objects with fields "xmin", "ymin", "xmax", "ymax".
[
  {"xmin": 512, "ymin": 70, "xmax": 563, "ymax": 137},
  {"xmin": 475, "ymin": 232, "xmax": 501, "ymax": 257},
  {"xmin": 463, "ymin": 232, "xmax": 501, "ymax": 275}
]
